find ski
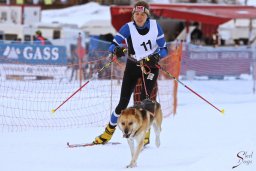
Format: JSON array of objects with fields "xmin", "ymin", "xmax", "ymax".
[{"xmin": 67, "ymin": 142, "xmax": 121, "ymax": 148}]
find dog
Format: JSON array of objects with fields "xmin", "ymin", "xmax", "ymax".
[{"xmin": 117, "ymin": 99, "xmax": 163, "ymax": 168}]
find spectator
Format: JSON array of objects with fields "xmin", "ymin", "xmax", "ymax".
[
  {"xmin": 191, "ymin": 22, "xmax": 203, "ymax": 45},
  {"xmin": 212, "ymin": 31, "xmax": 220, "ymax": 47},
  {"xmin": 33, "ymin": 30, "xmax": 52, "ymax": 45},
  {"xmin": 69, "ymin": 45, "xmax": 79, "ymax": 82}
]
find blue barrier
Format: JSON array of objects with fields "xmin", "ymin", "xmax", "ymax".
[
  {"xmin": 88, "ymin": 37, "xmax": 111, "ymax": 61},
  {"xmin": 0, "ymin": 44, "xmax": 67, "ymax": 65}
]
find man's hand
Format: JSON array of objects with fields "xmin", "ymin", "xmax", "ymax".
[
  {"xmin": 114, "ymin": 46, "xmax": 126, "ymax": 58},
  {"xmin": 144, "ymin": 53, "xmax": 160, "ymax": 67}
]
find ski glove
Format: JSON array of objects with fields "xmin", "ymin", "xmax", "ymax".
[
  {"xmin": 114, "ymin": 46, "xmax": 126, "ymax": 58},
  {"xmin": 144, "ymin": 53, "xmax": 160, "ymax": 67}
]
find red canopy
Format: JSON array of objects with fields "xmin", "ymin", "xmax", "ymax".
[{"xmin": 110, "ymin": 4, "xmax": 256, "ymax": 31}]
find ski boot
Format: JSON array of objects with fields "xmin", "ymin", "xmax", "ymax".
[{"xmin": 93, "ymin": 123, "xmax": 116, "ymax": 144}]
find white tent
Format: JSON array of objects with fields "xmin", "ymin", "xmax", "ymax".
[
  {"xmin": 41, "ymin": 2, "xmax": 116, "ymax": 35},
  {"xmin": 80, "ymin": 19, "xmax": 116, "ymax": 35},
  {"xmin": 218, "ymin": 19, "xmax": 256, "ymax": 44}
]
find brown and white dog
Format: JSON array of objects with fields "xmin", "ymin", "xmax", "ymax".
[{"xmin": 117, "ymin": 100, "xmax": 163, "ymax": 168}]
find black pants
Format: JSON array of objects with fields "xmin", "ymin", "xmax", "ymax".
[{"xmin": 115, "ymin": 59, "xmax": 159, "ymax": 114}]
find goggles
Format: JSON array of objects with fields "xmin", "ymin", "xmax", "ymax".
[{"xmin": 132, "ymin": 6, "xmax": 150, "ymax": 16}]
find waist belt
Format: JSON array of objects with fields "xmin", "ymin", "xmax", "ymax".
[
  {"xmin": 127, "ymin": 55, "xmax": 139, "ymax": 63},
  {"xmin": 128, "ymin": 55, "xmax": 149, "ymax": 63}
]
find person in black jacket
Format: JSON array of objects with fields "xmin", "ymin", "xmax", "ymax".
[{"xmin": 191, "ymin": 23, "xmax": 203, "ymax": 45}]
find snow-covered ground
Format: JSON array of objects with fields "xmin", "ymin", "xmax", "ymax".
[{"xmin": 0, "ymin": 78, "xmax": 255, "ymax": 171}]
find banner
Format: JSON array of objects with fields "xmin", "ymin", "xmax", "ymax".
[
  {"xmin": 181, "ymin": 46, "xmax": 252, "ymax": 77},
  {"xmin": 0, "ymin": 44, "xmax": 67, "ymax": 65}
]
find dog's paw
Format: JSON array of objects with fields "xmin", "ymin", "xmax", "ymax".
[
  {"xmin": 155, "ymin": 137, "xmax": 160, "ymax": 148},
  {"xmin": 126, "ymin": 162, "xmax": 137, "ymax": 168}
]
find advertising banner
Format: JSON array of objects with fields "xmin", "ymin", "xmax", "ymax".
[
  {"xmin": 0, "ymin": 44, "xmax": 67, "ymax": 65},
  {"xmin": 181, "ymin": 46, "xmax": 252, "ymax": 77}
]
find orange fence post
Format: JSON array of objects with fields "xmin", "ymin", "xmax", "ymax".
[{"xmin": 76, "ymin": 33, "xmax": 85, "ymax": 87}]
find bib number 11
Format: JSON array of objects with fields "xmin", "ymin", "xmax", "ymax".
[{"xmin": 140, "ymin": 40, "xmax": 152, "ymax": 51}]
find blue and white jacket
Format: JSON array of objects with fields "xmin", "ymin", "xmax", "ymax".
[{"xmin": 109, "ymin": 19, "xmax": 168, "ymax": 61}]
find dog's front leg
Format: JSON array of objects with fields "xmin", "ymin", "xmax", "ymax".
[
  {"xmin": 127, "ymin": 136, "xmax": 144, "ymax": 168},
  {"xmin": 127, "ymin": 138, "xmax": 134, "ymax": 157},
  {"xmin": 153, "ymin": 123, "xmax": 161, "ymax": 148}
]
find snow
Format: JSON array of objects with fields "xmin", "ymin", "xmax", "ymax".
[
  {"xmin": 0, "ymin": 78, "xmax": 255, "ymax": 171},
  {"xmin": 41, "ymin": 2, "xmax": 116, "ymax": 35},
  {"xmin": 41, "ymin": 2, "xmax": 111, "ymax": 28}
]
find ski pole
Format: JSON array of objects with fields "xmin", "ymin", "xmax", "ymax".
[
  {"xmin": 52, "ymin": 54, "xmax": 117, "ymax": 113},
  {"xmin": 155, "ymin": 64, "xmax": 224, "ymax": 115}
]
